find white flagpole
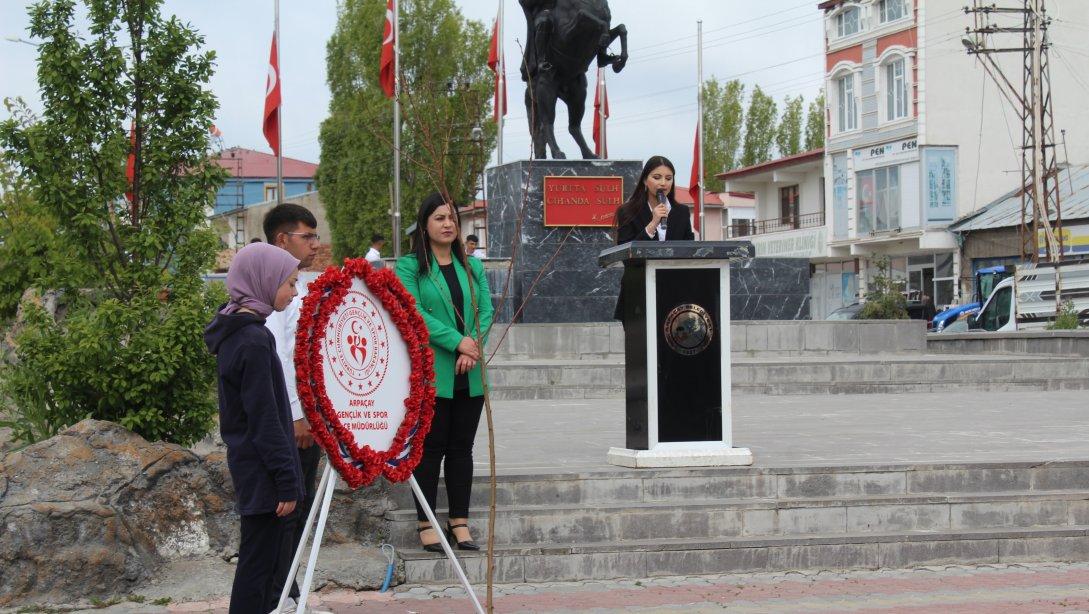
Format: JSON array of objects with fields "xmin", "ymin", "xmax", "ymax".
[
  {"xmin": 597, "ymin": 67, "xmax": 606, "ymax": 158},
  {"xmin": 697, "ymin": 20, "xmax": 705, "ymax": 238},
  {"xmin": 497, "ymin": 0, "xmax": 504, "ymax": 165},
  {"xmin": 275, "ymin": 0, "xmax": 283, "ymax": 204},
  {"xmin": 392, "ymin": 0, "xmax": 402, "ymax": 257}
]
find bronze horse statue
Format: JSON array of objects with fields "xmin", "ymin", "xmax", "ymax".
[{"xmin": 520, "ymin": 0, "xmax": 628, "ymax": 159}]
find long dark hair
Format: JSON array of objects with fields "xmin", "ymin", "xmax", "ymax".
[
  {"xmin": 412, "ymin": 191, "xmax": 467, "ymax": 274},
  {"xmin": 615, "ymin": 155, "xmax": 677, "ymax": 229}
]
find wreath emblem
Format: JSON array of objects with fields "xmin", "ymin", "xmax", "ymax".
[{"xmin": 295, "ymin": 258, "xmax": 435, "ymax": 488}]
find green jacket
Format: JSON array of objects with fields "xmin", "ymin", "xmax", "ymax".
[{"xmin": 395, "ymin": 253, "xmax": 494, "ymax": 399}]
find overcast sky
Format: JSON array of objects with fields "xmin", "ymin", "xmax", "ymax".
[{"xmin": 2, "ymin": 0, "xmax": 825, "ymax": 184}]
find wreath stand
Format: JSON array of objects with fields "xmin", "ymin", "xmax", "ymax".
[
  {"xmin": 274, "ymin": 466, "xmax": 484, "ymax": 614},
  {"xmin": 271, "ymin": 259, "xmax": 485, "ymax": 614}
]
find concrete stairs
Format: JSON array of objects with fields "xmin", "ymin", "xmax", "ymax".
[
  {"xmin": 483, "ymin": 322, "xmax": 1089, "ymax": 399},
  {"xmin": 390, "ymin": 462, "xmax": 1089, "ymax": 583}
]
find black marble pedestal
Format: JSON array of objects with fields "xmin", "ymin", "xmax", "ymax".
[{"xmin": 485, "ymin": 159, "xmax": 643, "ymax": 323}]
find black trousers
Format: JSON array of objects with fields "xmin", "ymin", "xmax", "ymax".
[
  {"xmin": 231, "ymin": 512, "xmax": 289, "ymax": 614},
  {"xmin": 272, "ymin": 443, "xmax": 321, "ymax": 600},
  {"xmin": 413, "ymin": 389, "xmax": 485, "ymax": 521}
]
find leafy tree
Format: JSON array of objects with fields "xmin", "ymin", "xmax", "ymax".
[
  {"xmin": 775, "ymin": 95, "xmax": 804, "ymax": 157},
  {"xmin": 319, "ymin": 0, "xmax": 495, "ymax": 259},
  {"xmin": 859, "ymin": 257, "xmax": 909, "ymax": 319},
  {"xmin": 0, "ymin": 0, "xmax": 226, "ymax": 446},
  {"xmin": 804, "ymin": 90, "xmax": 825, "ymax": 150},
  {"xmin": 740, "ymin": 86, "xmax": 777, "ymax": 168},
  {"xmin": 0, "ymin": 132, "xmax": 57, "ymax": 321},
  {"xmin": 701, "ymin": 78, "xmax": 745, "ymax": 186}
]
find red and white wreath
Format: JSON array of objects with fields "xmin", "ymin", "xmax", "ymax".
[{"xmin": 295, "ymin": 258, "xmax": 435, "ymax": 488}]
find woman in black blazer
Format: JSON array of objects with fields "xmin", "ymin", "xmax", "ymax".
[{"xmin": 613, "ymin": 156, "xmax": 695, "ymax": 320}]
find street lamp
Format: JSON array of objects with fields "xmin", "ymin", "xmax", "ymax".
[{"xmin": 5, "ymin": 36, "xmax": 41, "ymax": 47}]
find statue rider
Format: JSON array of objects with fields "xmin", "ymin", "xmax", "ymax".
[{"xmin": 520, "ymin": 0, "xmax": 556, "ymax": 79}]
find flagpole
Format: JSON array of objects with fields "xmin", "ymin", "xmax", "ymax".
[
  {"xmin": 275, "ymin": 0, "xmax": 283, "ymax": 204},
  {"xmin": 497, "ymin": 0, "xmax": 504, "ymax": 165},
  {"xmin": 597, "ymin": 67, "xmax": 606, "ymax": 158},
  {"xmin": 392, "ymin": 0, "xmax": 402, "ymax": 257},
  {"xmin": 696, "ymin": 20, "xmax": 705, "ymax": 238}
]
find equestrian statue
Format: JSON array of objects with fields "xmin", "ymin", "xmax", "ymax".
[{"xmin": 520, "ymin": 0, "xmax": 628, "ymax": 159}]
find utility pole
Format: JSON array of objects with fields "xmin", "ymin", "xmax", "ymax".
[{"xmin": 964, "ymin": 0, "xmax": 1063, "ymax": 265}]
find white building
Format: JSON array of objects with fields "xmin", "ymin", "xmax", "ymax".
[{"xmin": 818, "ymin": 0, "xmax": 1089, "ymax": 308}]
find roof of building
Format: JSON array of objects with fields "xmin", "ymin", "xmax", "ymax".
[
  {"xmin": 717, "ymin": 148, "xmax": 825, "ymax": 181},
  {"xmin": 673, "ymin": 188, "xmax": 724, "ymax": 207},
  {"xmin": 948, "ymin": 164, "xmax": 1089, "ymax": 232},
  {"xmin": 215, "ymin": 147, "xmax": 318, "ymax": 179}
]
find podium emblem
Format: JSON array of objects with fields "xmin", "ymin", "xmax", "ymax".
[{"xmin": 664, "ymin": 303, "xmax": 714, "ymax": 356}]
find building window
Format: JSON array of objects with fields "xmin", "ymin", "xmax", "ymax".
[
  {"xmin": 885, "ymin": 58, "xmax": 908, "ymax": 120},
  {"xmin": 836, "ymin": 7, "xmax": 860, "ymax": 38},
  {"xmin": 879, "ymin": 0, "xmax": 907, "ymax": 23},
  {"xmin": 856, "ymin": 165, "xmax": 901, "ymax": 234},
  {"xmin": 780, "ymin": 185, "xmax": 800, "ymax": 229},
  {"xmin": 263, "ymin": 183, "xmax": 278, "ymax": 202},
  {"xmin": 836, "ymin": 73, "xmax": 858, "ymax": 132}
]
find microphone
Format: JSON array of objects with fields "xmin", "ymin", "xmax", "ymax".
[{"xmin": 656, "ymin": 190, "xmax": 668, "ymax": 234}]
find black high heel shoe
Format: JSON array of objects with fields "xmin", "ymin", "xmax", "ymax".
[
  {"xmin": 446, "ymin": 522, "xmax": 480, "ymax": 551},
  {"xmin": 417, "ymin": 525, "xmax": 443, "ymax": 553}
]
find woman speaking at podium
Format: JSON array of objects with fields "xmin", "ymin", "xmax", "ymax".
[{"xmin": 613, "ymin": 156, "xmax": 695, "ymax": 320}]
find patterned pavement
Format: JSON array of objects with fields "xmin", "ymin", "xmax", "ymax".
[{"xmin": 155, "ymin": 562, "xmax": 1089, "ymax": 613}]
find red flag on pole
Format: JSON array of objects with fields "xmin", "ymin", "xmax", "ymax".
[
  {"xmin": 125, "ymin": 120, "xmax": 135, "ymax": 205},
  {"xmin": 689, "ymin": 124, "xmax": 701, "ymax": 232},
  {"xmin": 263, "ymin": 32, "xmax": 281, "ymax": 156},
  {"xmin": 380, "ymin": 0, "xmax": 396, "ymax": 98},
  {"xmin": 593, "ymin": 70, "xmax": 609, "ymax": 158},
  {"xmin": 487, "ymin": 16, "xmax": 505, "ymax": 120}
]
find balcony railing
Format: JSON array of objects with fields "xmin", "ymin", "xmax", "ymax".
[{"xmin": 726, "ymin": 211, "xmax": 825, "ymax": 238}]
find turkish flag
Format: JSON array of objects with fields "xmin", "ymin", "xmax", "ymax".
[
  {"xmin": 593, "ymin": 71, "xmax": 609, "ymax": 158},
  {"xmin": 379, "ymin": 0, "xmax": 395, "ymax": 98},
  {"xmin": 125, "ymin": 120, "xmax": 135, "ymax": 205},
  {"xmin": 487, "ymin": 16, "xmax": 505, "ymax": 120},
  {"xmin": 689, "ymin": 124, "xmax": 701, "ymax": 232},
  {"xmin": 263, "ymin": 32, "xmax": 281, "ymax": 156}
]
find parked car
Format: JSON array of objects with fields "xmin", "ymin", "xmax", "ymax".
[{"xmin": 826, "ymin": 303, "xmax": 864, "ymax": 320}]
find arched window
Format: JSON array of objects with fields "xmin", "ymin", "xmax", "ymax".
[
  {"xmin": 829, "ymin": 63, "xmax": 861, "ymax": 133},
  {"xmin": 835, "ymin": 6, "xmax": 861, "ymax": 38},
  {"xmin": 877, "ymin": 48, "xmax": 914, "ymax": 122},
  {"xmin": 879, "ymin": 0, "xmax": 908, "ymax": 24}
]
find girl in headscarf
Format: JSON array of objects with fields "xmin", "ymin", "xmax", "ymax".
[{"xmin": 204, "ymin": 242, "xmax": 304, "ymax": 614}]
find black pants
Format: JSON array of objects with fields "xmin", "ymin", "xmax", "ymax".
[
  {"xmin": 231, "ymin": 512, "xmax": 289, "ymax": 614},
  {"xmin": 272, "ymin": 443, "xmax": 321, "ymax": 600},
  {"xmin": 413, "ymin": 389, "xmax": 485, "ymax": 521}
]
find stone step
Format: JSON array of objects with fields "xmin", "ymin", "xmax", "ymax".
[
  {"xmin": 400, "ymin": 525, "xmax": 1089, "ymax": 584},
  {"xmin": 485, "ymin": 354, "xmax": 1089, "ymax": 398},
  {"xmin": 387, "ymin": 462, "xmax": 1089, "ymax": 510},
  {"xmin": 386, "ymin": 490, "xmax": 1089, "ymax": 548}
]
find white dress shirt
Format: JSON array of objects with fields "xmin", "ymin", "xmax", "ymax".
[
  {"xmin": 265, "ymin": 278, "xmax": 307, "ymax": 421},
  {"xmin": 365, "ymin": 247, "xmax": 381, "ymax": 262}
]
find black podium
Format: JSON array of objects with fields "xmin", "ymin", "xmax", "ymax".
[{"xmin": 599, "ymin": 241, "xmax": 755, "ymax": 467}]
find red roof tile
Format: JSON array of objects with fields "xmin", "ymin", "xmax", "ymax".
[
  {"xmin": 673, "ymin": 187, "xmax": 724, "ymax": 206},
  {"xmin": 215, "ymin": 147, "xmax": 318, "ymax": 179},
  {"xmin": 717, "ymin": 148, "xmax": 824, "ymax": 181}
]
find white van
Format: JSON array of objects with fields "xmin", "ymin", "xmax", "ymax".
[{"xmin": 971, "ymin": 258, "xmax": 1089, "ymax": 332}]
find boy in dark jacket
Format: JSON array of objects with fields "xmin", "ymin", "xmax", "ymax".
[{"xmin": 204, "ymin": 242, "xmax": 305, "ymax": 614}]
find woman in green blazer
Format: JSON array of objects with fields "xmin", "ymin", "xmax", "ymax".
[{"xmin": 396, "ymin": 192, "xmax": 493, "ymax": 552}]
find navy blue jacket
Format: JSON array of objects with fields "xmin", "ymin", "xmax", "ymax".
[{"xmin": 204, "ymin": 310, "xmax": 304, "ymax": 516}]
